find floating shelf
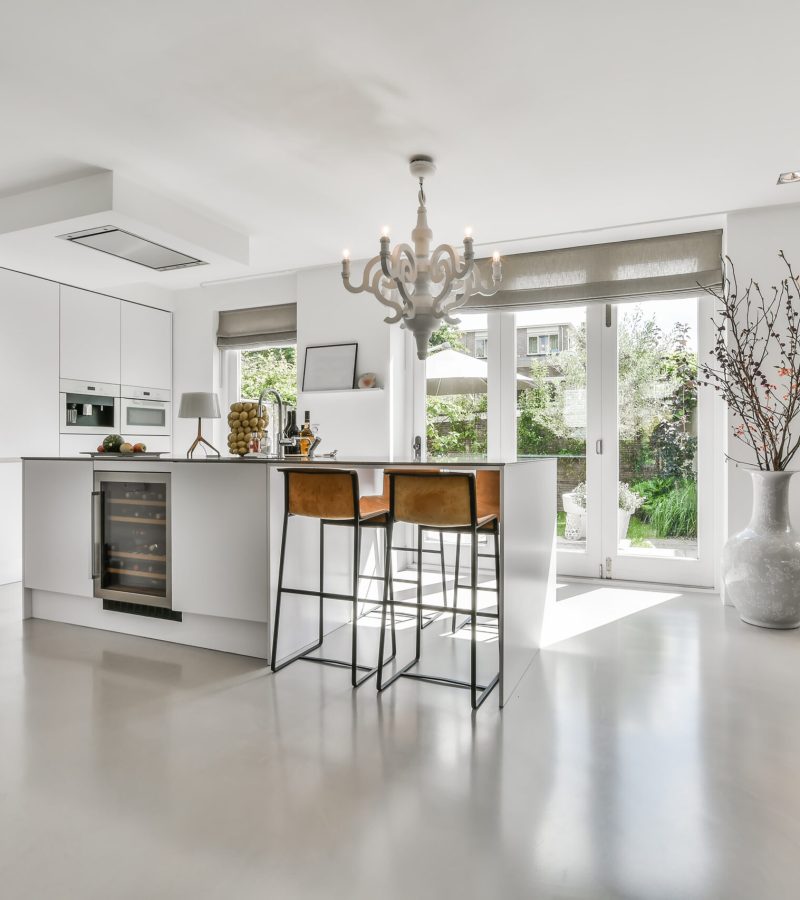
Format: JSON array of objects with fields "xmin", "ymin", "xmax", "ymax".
[{"xmin": 299, "ymin": 388, "xmax": 384, "ymax": 396}]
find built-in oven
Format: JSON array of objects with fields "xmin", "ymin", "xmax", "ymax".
[
  {"xmin": 92, "ymin": 471, "xmax": 171, "ymax": 609},
  {"xmin": 60, "ymin": 378, "xmax": 120, "ymax": 434},
  {"xmin": 120, "ymin": 386, "xmax": 171, "ymax": 435}
]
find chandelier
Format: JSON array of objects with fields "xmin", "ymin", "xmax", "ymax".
[{"xmin": 341, "ymin": 155, "xmax": 502, "ymax": 360}]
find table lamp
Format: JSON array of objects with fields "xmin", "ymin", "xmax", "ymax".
[{"xmin": 179, "ymin": 392, "xmax": 221, "ymax": 458}]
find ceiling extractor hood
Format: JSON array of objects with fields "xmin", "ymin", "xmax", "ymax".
[{"xmin": 58, "ymin": 225, "xmax": 207, "ymax": 271}]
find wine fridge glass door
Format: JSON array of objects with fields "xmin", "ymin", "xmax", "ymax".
[{"xmin": 93, "ymin": 472, "xmax": 171, "ymax": 607}]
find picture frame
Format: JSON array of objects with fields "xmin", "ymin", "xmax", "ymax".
[{"xmin": 302, "ymin": 342, "xmax": 358, "ymax": 391}]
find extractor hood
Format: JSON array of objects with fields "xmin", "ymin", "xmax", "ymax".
[{"xmin": 58, "ymin": 225, "xmax": 207, "ymax": 271}]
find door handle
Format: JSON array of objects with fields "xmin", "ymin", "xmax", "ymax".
[
  {"xmin": 90, "ymin": 490, "xmax": 102, "ymax": 580},
  {"xmin": 596, "ymin": 439, "xmax": 603, "ymax": 455}
]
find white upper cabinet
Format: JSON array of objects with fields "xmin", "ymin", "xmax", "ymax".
[
  {"xmin": 60, "ymin": 286, "xmax": 121, "ymax": 384},
  {"xmin": 121, "ymin": 302, "xmax": 172, "ymax": 390},
  {"xmin": 0, "ymin": 268, "xmax": 59, "ymax": 457}
]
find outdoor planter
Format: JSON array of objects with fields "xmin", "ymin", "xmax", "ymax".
[{"xmin": 562, "ymin": 491, "xmax": 586, "ymax": 541}]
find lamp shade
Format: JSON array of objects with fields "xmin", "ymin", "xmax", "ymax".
[{"xmin": 178, "ymin": 392, "xmax": 221, "ymax": 419}]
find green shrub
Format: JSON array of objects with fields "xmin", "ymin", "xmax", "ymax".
[
  {"xmin": 648, "ymin": 480, "xmax": 697, "ymax": 538},
  {"xmin": 631, "ymin": 477, "xmax": 676, "ymax": 523}
]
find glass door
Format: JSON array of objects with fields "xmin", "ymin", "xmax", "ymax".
[
  {"xmin": 514, "ymin": 305, "xmax": 603, "ymax": 577},
  {"xmin": 93, "ymin": 472, "xmax": 171, "ymax": 607},
  {"xmin": 599, "ymin": 297, "xmax": 714, "ymax": 586}
]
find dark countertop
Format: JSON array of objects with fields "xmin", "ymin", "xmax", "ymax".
[{"xmin": 21, "ymin": 454, "xmax": 560, "ymax": 467}]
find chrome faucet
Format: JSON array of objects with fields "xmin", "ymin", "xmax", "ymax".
[{"xmin": 257, "ymin": 388, "xmax": 296, "ymax": 459}]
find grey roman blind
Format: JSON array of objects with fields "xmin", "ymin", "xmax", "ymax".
[
  {"xmin": 216, "ymin": 303, "xmax": 297, "ymax": 349},
  {"xmin": 466, "ymin": 229, "xmax": 723, "ymax": 310}
]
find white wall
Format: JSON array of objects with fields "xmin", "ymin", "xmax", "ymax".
[
  {"xmin": 172, "ymin": 263, "xmax": 403, "ymax": 460},
  {"xmin": 723, "ymin": 202, "xmax": 800, "ymax": 547}
]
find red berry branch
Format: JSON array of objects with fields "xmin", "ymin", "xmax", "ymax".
[{"xmin": 699, "ymin": 252, "xmax": 800, "ymax": 470}]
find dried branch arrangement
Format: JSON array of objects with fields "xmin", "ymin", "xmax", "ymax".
[{"xmin": 699, "ymin": 252, "xmax": 800, "ymax": 470}]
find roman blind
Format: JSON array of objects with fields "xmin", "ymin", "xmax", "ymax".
[
  {"xmin": 465, "ymin": 229, "xmax": 723, "ymax": 310},
  {"xmin": 216, "ymin": 303, "xmax": 297, "ymax": 349}
]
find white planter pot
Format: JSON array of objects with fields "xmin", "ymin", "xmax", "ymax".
[
  {"xmin": 562, "ymin": 492, "xmax": 586, "ymax": 541},
  {"xmin": 722, "ymin": 470, "xmax": 800, "ymax": 629},
  {"xmin": 618, "ymin": 509, "xmax": 632, "ymax": 542}
]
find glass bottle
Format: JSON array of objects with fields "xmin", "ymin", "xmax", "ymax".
[
  {"xmin": 299, "ymin": 411, "xmax": 313, "ymax": 456},
  {"xmin": 284, "ymin": 410, "xmax": 301, "ymax": 455}
]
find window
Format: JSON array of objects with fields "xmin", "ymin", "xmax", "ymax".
[
  {"xmin": 528, "ymin": 332, "xmax": 560, "ymax": 355},
  {"xmin": 474, "ymin": 332, "xmax": 488, "ymax": 358},
  {"xmin": 238, "ymin": 346, "xmax": 297, "ymax": 407}
]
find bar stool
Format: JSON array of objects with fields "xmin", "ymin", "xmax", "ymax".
[
  {"xmin": 271, "ymin": 468, "xmax": 395, "ymax": 687},
  {"xmin": 360, "ymin": 468, "xmax": 449, "ymax": 628},
  {"xmin": 376, "ymin": 471, "xmax": 500, "ymax": 710},
  {"xmin": 452, "ymin": 469, "xmax": 501, "ymax": 633}
]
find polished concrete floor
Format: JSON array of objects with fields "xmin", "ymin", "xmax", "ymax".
[{"xmin": 2, "ymin": 581, "xmax": 800, "ymax": 899}]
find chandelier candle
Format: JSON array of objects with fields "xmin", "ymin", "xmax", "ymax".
[{"xmin": 341, "ymin": 155, "xmax": 502, "ymax": 360}]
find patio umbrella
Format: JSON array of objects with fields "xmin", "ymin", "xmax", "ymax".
[{"xmin": 425, "ymin": 347, "xmax": 534, "ymax": 396}]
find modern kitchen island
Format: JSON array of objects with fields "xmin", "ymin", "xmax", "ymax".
[{"xmin": 21, "ymin": 455, "xmax": 556, "ymax": 706}]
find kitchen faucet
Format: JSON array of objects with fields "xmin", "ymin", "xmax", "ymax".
[{"xmin": 257, "ymin": 388, "xmax": 296, "ymax": 459}]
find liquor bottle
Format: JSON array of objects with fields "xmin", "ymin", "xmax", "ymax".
[
  {"xmin": 299, "ymin": 411, "xmax": 313, "ymax": 456},
  {"xmin": 284, "ymin": 410, "xmax": 301, "ymax": 455}
]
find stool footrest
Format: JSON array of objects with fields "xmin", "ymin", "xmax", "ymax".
[{"xmin": 388, "ymin": 598, "xmax": 498, "ymax": 618}]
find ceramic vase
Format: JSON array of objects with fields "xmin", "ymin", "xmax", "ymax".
[{"xmin": 722, "ymin": 470, "xmax": 800, "ymax": 629}]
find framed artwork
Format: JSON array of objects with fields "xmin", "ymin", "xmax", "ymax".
[{"xmin": 302, "ymin": 342, "xmax": 358, "ymax": 391}]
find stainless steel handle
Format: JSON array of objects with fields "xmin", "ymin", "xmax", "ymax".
[
  {"xmin": 90, "ymin": 490, "xmax": 102, "ymax": 579},
  {"xmin": 596, "ymin": 439, "xmax": 603, "ymax": 455}
]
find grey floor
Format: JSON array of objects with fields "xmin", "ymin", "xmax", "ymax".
[{"xmin": 1, "ymin": 580, "xmax": 799, "ymax": 899}]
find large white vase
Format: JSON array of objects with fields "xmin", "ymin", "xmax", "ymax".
[{"xmin": 722, "ymin": 470, "xmax": 800, "ymax": 629}]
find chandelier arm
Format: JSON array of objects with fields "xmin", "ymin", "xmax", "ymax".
[
  {"xmin": 342, "ymin": 255, "xmax": 382, "ymax": 295},
  {"xmin": 391, "ymin": 243, "xmax": 418, "ymax": 283},
  {"xmin": 370, "ymin": 269, "xmax": 405, "ymax": 324},
  {"xmin": 432, "ymin": 242, "xmax": 473, "ymax": 282},
  {"xmin": 392, "ymin": 277, "xmax": 415, "ymax": 315}
]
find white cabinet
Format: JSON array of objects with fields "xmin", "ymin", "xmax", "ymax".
[
  {"xmin": 0, "ymin": 462, "xmax": 22, "ymax": 584},
  {"xmin": 121, "ymin": 303, "xmax": 172, "ymax": 390},
  {"xmin": 60, "ymin": 286, "xmax": 121, "ymax": 384},
  {"xmin": 0, "ymin": 268, "xmax": 59, "ymax": 458},
  {"xmin": 171, "ymin": 464, "xmax": 268, "ymax": 621},
  {"xmin": 23, "ymin": 460, "xmax": 94, "ymax": 597}
]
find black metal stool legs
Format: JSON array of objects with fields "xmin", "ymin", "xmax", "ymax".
[{"xmin": 271, "ymin": 511, "xmax": 395, "ymax": 684}]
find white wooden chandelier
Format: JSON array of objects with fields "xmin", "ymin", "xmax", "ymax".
[{"xmin": 341, "ymin": 155, "xmax": 502, "ymax": 360}]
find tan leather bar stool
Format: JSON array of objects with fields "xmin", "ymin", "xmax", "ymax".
[
  {"xmin": 376, "ymin": 471, "xmax": 500, "ymax": 710},
  {"xmin": 452, "ymin": 469, "xmax": 501, "ymax": 632},
  {"xmin": 361, "ymin": 468, "xmax": 449, "ymax": 628},
  {"xmin": 271, "ymin": 468, "xmax": 395, "ymax": 687}
]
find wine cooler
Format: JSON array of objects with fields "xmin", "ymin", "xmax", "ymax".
[{"xmin": 92, "ymin": 472, "xmax": 171, "ymax": 609}]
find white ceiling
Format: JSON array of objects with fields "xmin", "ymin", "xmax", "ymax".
[{"xmin": 0, "ymin": 0, "xmax": 798, "ymax": 292}]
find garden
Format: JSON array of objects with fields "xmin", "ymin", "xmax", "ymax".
[{"xmin": 426, "ymin": 308, "xmax": 698, "ymax": 545}]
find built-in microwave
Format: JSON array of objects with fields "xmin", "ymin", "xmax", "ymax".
[
  {"xmin": 120, "ymin": 386, "xmax": 171, "ymax": 435},
  {"xmin": 60, "ymin": 378, "xmax": 120, "ymax": 434}
]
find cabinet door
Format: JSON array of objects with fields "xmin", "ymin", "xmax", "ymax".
[
  {"xmin": 0, "ymin": 268, "xmax": 59, "ymax": 457},
  {"xmin": 121, "ymin": 303, "xmax": 172, "ymax": 390},
  {"xmin": 60, "ymin": 286, "xmax": 121, "ymax": 384},
  {"xmin": 23, "ymin": 460, "xmax": 94, "ymax": 597},
  {"xmin": 171, "ymin": 464, "xmax": 268, "ymax": 621}
]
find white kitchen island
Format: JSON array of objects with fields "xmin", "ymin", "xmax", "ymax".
[{"xmin": 22, "ymin": 455, "xmax": 556, "ymax": 706}]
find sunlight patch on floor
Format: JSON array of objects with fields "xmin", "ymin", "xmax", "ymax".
[{"xmin": 541, "ymin": 582, "xmax": 681, "ymax": 646}]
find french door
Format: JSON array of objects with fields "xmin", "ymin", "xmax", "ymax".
[{"xmin": 552, "ymin": 296, "xmax": 715, "ymax": 587}]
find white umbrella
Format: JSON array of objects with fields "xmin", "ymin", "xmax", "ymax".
[{"xmin": 426, "ymin": 347, "xmax": 534, "ymax": 396}]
